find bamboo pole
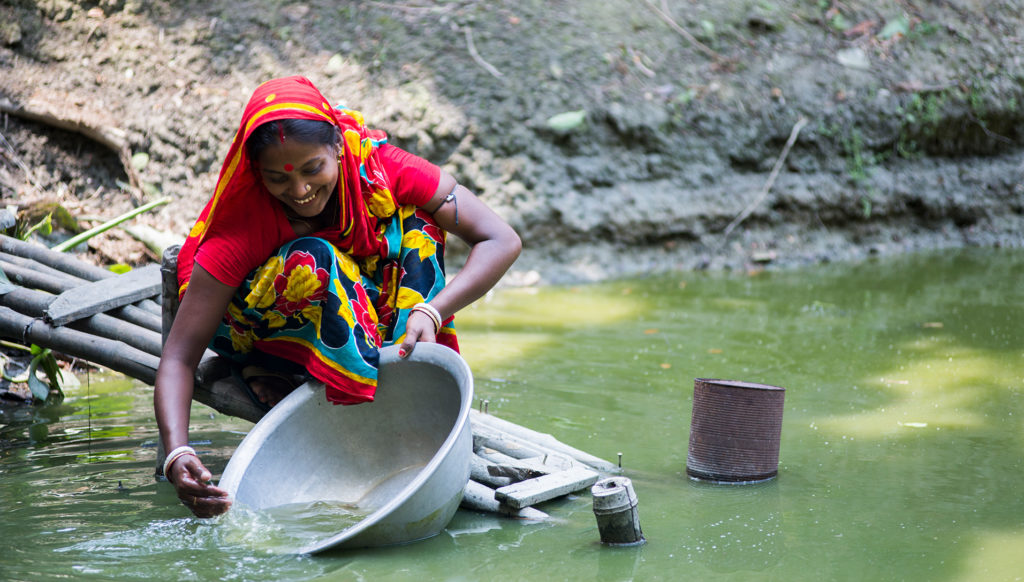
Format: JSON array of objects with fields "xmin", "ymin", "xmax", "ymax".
[
  {"xmin": 461, "ymin": 479, "xmax": 549, "ymax": 520},
  {"xmin": 0, "ymin": 256, "xmax": 161, "ymax": 333},
  {"xmin": 0, "ymin": 306, "xmax": 159, "ymax": 384},
  {"xmin": 0, "ymin": 251, "xmax": 85, "ymax": 288},
  {"xmin": 1, "ymin": 234, "xmax": 114, "ymax": 281},
  {"xmin": 0, "ymin": 286, "xmax": 163, "ymax": 357},
  {"xmin": 51, "ymin": 198, "xmax": 170, "ymax": 253},
  {"xmin": 0, "ymin": 256, "xmax": 83, "ymax": 292},
  {"xmin": 470, "ymin": 410, "xmax": 620, "ymax": 473},
  {"xmin": 472, "ymin": 425, "xmax": 547, "ymax": 460},
  {"xmin": 0, "ymin": 236, "xmax": 162, "ymax": 317}
]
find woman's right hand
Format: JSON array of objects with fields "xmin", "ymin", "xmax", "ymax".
[
  {"xmin": 166, "ymin": 453, "xmax": 232, "ymax": 518},
  {"xmin": 156, "ymin": 265, "xmax": 238, "ymax": 518}
]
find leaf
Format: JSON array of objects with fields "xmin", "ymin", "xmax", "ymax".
[
  {"xmin": 22, "ymin": 213, "xmax": 53, "ymax": 239},
  {"xmin": 878, "ymin": 15, "xmax": 910, "ymax": 39},
  {"xmin": 700, "ymin": 20, "xmax": 715, "ymax": 39},
  {"xmin": 27, "ymin": 357, "xmax": 50, "ymax": 401},
  {"xmin": 130, "ymin": 152, "xmax": 150, "ymax": 171},
  {"xmin": 40, "ymin": 351, "xmax": 63, "ymax": 387},
  {"xmin": 27, "ymin": 346, "xmax": 63, "ymax": 402},
  {"xmin": 546, "ymin": 110, "xmax": 586, "ymax": 132},
  {"xmin": 829, "ymin": 13, "xmax": 850, "ymax": 31}
]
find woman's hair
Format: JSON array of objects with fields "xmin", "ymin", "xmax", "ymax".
[{"xmin": 246, "ymin": 118, "xmax": 339, "ymax": 159}]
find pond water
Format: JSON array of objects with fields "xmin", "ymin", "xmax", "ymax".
[{"xmin": 1, "ymin": 249, "xmax": 1022, "ymax": 581}]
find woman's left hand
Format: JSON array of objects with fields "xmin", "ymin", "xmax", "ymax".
[
  {"xmin": 398, "ymin": 310, "xmax": 437, "ymax": 357},
  {"xmin": 397, "ymin": 170, "xmax": 522, "ymax": 358}
]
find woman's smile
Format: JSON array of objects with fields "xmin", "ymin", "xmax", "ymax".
[
  {"xmin": 257, "ymin": 139, "xmax": 340, "ymax": 218},
  {"xmin": 294, "ymin": 186, "xmax": 321, "ymax": 206}
]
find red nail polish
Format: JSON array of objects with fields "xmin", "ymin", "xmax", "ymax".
[{"xmin": 398, "ymin": 348, "xmax": 406, "ymax": 357}]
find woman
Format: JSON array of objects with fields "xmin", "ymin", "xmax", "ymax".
[{"xmin": 155, "ymin": 76, "xmax": 521, "ymax": 518}]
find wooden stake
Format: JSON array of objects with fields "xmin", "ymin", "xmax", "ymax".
[{"xmin": 592, "ymin": 477, "xmax": 645, "ymax": 545}]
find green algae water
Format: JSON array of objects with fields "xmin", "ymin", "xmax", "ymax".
[{"xmin": 2, "ymin": 249, "xmax": 1022, "ymax": 581}]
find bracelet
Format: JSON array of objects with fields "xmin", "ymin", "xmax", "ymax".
[
  {"xmin": 162, "ymin": 445, "xmax": 197, "ymax": 478},
  {"xmin": 411, "ymin": 303, "xmax": 442, "ymax": 333}
]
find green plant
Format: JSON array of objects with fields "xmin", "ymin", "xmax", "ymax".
[
  {"xmin": 840, "ymin": 128, "xmax": 883, "ymax": 218},
  {"xmin": 843, "ymin": 129, "xmax": 870, "ymax": 183},
  {"xmin": 895, "ymin": 90, "xmax": 949, "ymax": 159},
  {"xmin": 2, "ymin": 209, "xmax": 53, "ymax": 240},
  {"xmin": 50, "ymin": 197, "xmax": 169, "ymax": 252},
  {"xmin": 0, "ymin": 341, "xmax": 64, "ymax": 402}
]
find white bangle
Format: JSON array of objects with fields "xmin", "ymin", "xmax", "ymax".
[
  {"xmin": 163, "ymin": 445, "xmax": 197, "ymax": 478},
  {"xmin": 412, "ymin": 303, "xmax": 443, "ymax": 333}
]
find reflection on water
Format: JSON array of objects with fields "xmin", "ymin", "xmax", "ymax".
[
  {"xmin": 2, "ymin": 249, "xmax": 1023, "ymax": 581},
  {"xmin": 678, "ymin": 481, "xmax": 784, "ymax": 573},
  {"xmin": 57, "ymin": 514, "xmax": 337, "ymax": 581},
  {"xmin": 248, "ymin": 501, "xmax": 370, "ymax": 553}
]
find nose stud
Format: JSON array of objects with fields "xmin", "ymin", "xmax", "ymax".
[{"xmin": 305, "ymin": 184, "xmax": 311, "ymax": 192}]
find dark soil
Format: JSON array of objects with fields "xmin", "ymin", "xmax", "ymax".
[{"xmin": 1, "ymin": 0, "xmax": 1022, "ymax": 283}]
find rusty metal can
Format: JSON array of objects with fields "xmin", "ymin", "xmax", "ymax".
[{"xmin": 686, "ymin": 378, "xmax": 785, "ymax": 484}]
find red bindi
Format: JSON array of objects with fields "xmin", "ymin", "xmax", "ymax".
[{"xmin": 283, "ymin": 163, "xmax": 294, "ymax": 172}]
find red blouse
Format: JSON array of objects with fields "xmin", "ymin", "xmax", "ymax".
[{"xmin": 180, "ymin": 144, "xmax": 440, "ymax": 289}]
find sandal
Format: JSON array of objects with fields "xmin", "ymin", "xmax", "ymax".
[{"xmin": 230, "ymin": 365, "xmax": 299, "ymax": 412}]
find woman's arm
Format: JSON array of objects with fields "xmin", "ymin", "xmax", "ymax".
[
  {"xmin": 154, "ymin": 264, "xmax": 237, "ymax": 517},
  {"xmin": 399, "ymin": 170, "xmax": 522, "ymax": 356}
]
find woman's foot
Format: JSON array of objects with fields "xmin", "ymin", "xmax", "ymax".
[
  {"xmin": 239, "ymin": 365, "xmax": 298, "ymax": 410},
  {"xmin": 246, "ymin": 374, "xmax": 295, "ymax": 408}
]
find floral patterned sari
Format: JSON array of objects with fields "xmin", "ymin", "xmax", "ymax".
[{"xmin": 208, "ymin": 205, "xmax": 457, "ymax": 405}]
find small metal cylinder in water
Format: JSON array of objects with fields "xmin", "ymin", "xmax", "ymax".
[
  {"xmin": 592, "ymin": 477, "xmax": 645, "ymax": 545},
  {"xmin": 686, "ymin": 378, "xmax": 785, "ymax": 484}
]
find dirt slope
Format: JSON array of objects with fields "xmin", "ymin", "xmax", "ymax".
[{"xmin": 1, "ymin": 0, "xmax": 1022, "ymax": 282}]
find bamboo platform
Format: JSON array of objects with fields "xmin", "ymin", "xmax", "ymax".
[{"xmin": 0, "ymin": 234, "xmax": 617, "ymax": 518}]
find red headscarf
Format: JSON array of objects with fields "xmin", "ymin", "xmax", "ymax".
[{"xmin": 177, "ymin": 76, "xmax": 397, "ymax": 295}]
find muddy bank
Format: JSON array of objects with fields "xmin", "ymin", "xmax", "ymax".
[{"xmin": 1, "ymin": 0, "xmax": 1022, "ymax": 283}]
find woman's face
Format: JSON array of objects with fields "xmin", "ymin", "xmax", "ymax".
[{"xmin": 256, "ymin": 138, "xmax": 340, "ymax": 218}]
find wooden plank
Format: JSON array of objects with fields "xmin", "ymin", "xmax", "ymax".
[
  {"xmin": 460, "ymin": 479, "xmax": 549, "ymax": 520},
  {"xmin": 494, "ymin": 466, "xmax": 600, "ymax": 509},
  {"xmin": 45, "ymin": 263, "xmax": 161, "ymax": 326}
]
